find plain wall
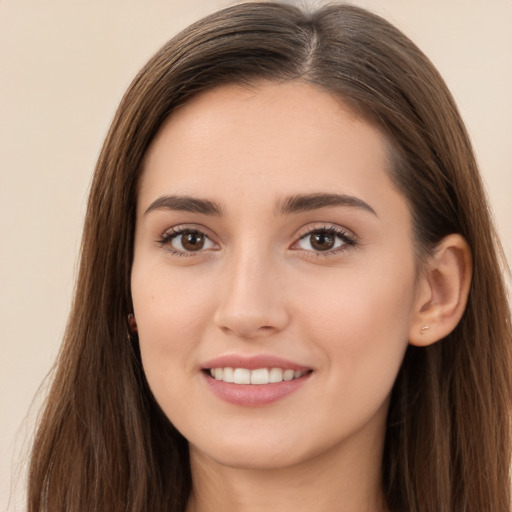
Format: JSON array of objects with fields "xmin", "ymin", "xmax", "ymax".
[{"xmin": 1, "ymin": 1, "xmax": 511, "ymax": 509}]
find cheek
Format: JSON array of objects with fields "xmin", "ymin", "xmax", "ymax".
[
  {"xmin": 131, "ymin": 263, "xmax": 216, "ymax": 390},
  {"xmin": 297, "ymin": 255, "xmax": 416, "ymax": 390},
  {"xmin": 133, "ymin": 260, "xmax": 213, "ymax": 330}
]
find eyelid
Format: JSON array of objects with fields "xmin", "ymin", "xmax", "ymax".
[
  {"xmin": 160, "ymin": 222, "xmax": 218, "ymax": 238},
  {"xmin": 294, "ymin": 222, "xmax": 355, "ymax": 238}
]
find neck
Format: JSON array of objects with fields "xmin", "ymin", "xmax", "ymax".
[{"xmin": 186, "ymin": 424, "xmax": 389, "ymax": 512}]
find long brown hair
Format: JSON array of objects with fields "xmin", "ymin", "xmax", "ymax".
[{"xmin": 28, "ymin": 3, "xmax": 512, "ymax": 511}]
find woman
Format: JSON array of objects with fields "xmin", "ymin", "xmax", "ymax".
[{"xmin": 27, "ymin": 2, "xmax": 512, "ymax": 511}]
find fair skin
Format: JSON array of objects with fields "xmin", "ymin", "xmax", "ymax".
[{"xmin": 131, "ymin": 82, "xmax": 471, "ymax": 512}]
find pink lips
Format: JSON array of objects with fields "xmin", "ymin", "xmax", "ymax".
[
  {"xmin": 202, "ymin": 354, "xmax": 309, "ymax": 372},
  {"xmin": 201, "ymin": 354, "xmax": 312, "ymax": 407}
]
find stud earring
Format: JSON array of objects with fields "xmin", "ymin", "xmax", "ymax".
[
  {"xmin": 420, "ymin": 325, "xmax": 430, "ymax": 335},
  {"xmin": 128, "ymin": 313, "xmax": 138, "ymax": 333}
]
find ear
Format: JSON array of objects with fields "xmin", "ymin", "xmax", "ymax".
[
  {"xmin": 409, "ymin": 234, "xmax": 472, "ymax": 347},
  {"xmin": 128, "ymin": 313, "xmax": 138, "ymax": 333}
]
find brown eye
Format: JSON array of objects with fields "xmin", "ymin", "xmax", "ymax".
[
  {"xmin": 295, "ymin": 227, "xmax": 355, "ymax": 254},
  {"xmin": 310, "ymin": 231, "xmax": 335, "ymax": 251},
  {"xmin": 167, "ymin": 229, "xmax": 215, "ymax": 253},
  {"xmin": 180, "ymin": 232, "xmax": 205, "ymax": 251}
]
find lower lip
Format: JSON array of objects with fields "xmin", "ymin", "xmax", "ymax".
[{"xmin": 202, "ymin": 372, "xmax": 311, "ymax": 407}]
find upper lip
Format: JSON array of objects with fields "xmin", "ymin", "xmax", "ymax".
[{"xmin": 201, "ymin": 354, "xmax": 312, "ymax": 372}]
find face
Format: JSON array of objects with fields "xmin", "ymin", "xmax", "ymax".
[{"xmin": 131, "ymin": 82, "xmax": 420, "ymax": 471}]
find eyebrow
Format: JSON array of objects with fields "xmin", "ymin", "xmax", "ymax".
[
  {"xmin": 275, "ymin": 193, "xmax": 377, "ymax": 217},
  {"xmin": 144, "ymin": 195, "xmax": 224, "ymax": 216},
  {"xmin": 144, "ymin": 192, "xmax": 377, "ymax": 217}
]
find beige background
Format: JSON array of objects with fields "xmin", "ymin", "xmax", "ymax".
[{"xmin": 1, "ymin": 0, "xmax": 511, "ymax": 509}]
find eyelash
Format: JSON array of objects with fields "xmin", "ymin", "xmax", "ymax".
[{"xmin": 157, "ymin": 224, "xmax": 358, "ymax": 257}]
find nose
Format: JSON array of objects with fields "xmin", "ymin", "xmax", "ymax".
[{"xmin": 213, "ymin": 250, "xmax": 290, "ymax": 339}]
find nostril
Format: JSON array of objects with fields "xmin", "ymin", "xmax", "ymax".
[{"xmin": 216, "ymin": 320, "xmax": 280, "ymax": 339}]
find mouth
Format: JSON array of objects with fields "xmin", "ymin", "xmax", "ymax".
[
  {"xmin": 200, "ymin": 356, "xmax": 313, "ymax": 406},
  {"xmin": 203, "ymin": 367, "xmax": 312, "ymax": 385}
]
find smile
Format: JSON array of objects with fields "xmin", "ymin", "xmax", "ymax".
[{"xmin": 207, "ymin": 367, "xmax": 307, "ymax": 384}]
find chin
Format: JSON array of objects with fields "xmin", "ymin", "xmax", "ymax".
[{"xmin": 191, "ymin": 439, "xmax": 310, "ymax": 471}]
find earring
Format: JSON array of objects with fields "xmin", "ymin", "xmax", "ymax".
[
  {"xmin": 420, "ymin": 325, "xmax": 430, "ymax": 335},
  {"xmin": 128, "ymin": 313, "xmax": 138, "ymax": 333}
]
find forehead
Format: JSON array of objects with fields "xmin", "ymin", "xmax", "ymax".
[{"xmin": 137, "ymin": 81, "xmax": 402, "ymax": 219}]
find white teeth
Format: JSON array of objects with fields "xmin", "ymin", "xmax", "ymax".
[
  {"xmin": 208, "ymin": 367, "xmax": 305, "ymax": 384},
  {"xmin": 283, "ymin": 369, "xmax": 295, "ymax": 381},
  {"xmin": 269, "ymin": 368, "xmax": 283, "ymax": 383},
  {"xmin": 222, "ymin": 367, "xmax": 234, "ymax": 383},
  {"xmin": 250, "ymin": 368, "xmax": 269, "ymax": 385},
  {"xmin": 233, "ymin": 368, "xmax": 251, "ymax": 384}
]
